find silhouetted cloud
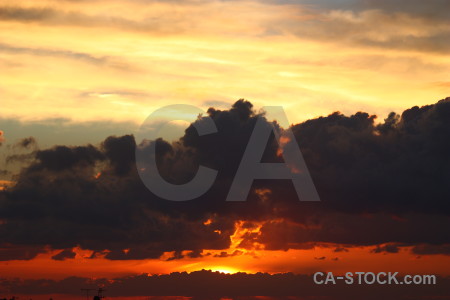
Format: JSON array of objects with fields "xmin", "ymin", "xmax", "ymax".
[
  {"xmin": 1, "ymin": 98, "xmax": 450, "ymax": 259},
  {"xmin": 412, "ymin": 244, "xmax": 450, "ymax": 256},
  {"xmin": 371, "ymin": 244, "xmax": 400, "ymax": 254},
  {"xmin": 0, "ymin": 244, "xmax": 47, "ymax": 261},
  {"xmin": 13, "ymin": 137, "xmax": 37, "ymax": 149}
]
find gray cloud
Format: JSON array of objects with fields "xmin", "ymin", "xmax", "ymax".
[
  {"xmin": 12, "ymin": 137, "xmax": 38, "ymax": 150},
  {"xmin": 2, "ymin": 2, "xmax": 449, "ymax": 54},
  {"xmin": 260, "ymin": 1, "xmax": 450, "ymax": 53},
  {"xmin": 0, "ymin": 5, "xmax": 186, "ymax": 34},
  {"xmin": 266, "ymin": 0, "xmax": 450, "ymax": 21},
  {"xmin": 0, "ymin": 42, "xmax": 137, "ymax": 70}
]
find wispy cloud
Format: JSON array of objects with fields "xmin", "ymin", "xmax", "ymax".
[{"xmin": 0, "ymin": 42, "xmax": 107, "ymax": 65}]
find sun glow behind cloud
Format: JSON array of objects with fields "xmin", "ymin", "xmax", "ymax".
[
  {"xmin": 1, "ymin": 217, "xmax": 449, "ymax": 279},
  {"xmin": 205, "ymin": 266, "xmax": 240, "ymax": 274}
]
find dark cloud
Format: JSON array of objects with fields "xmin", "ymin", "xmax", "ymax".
[
  {"xmin": 244, "ymin": 213, "xmax": 450, "ymax": 251},
  {"xmin": 13, "ymin": 137, "xmax": 37, "ymax": 149},
  {"xmin": 333, "ymin": 247, "xmax": 348, "ymax": 252},
  {"xmin": 1, "ymin": 98, "xmax": 450, "ymax": 259},
  {"xmin": 32, "ymin": 144, "xmax": 104, "ymax": 172},
  {"xmin": 371, "ymin": 244, "xmax": 400, "ymax": 254},
  {"xmin": 0, "ymin": 244, "xmax": 47, "ymax": 261},
  {"xmin": 213, "ymin": 250, "xmax": 243, "ymax": 258},
  {"xmin": 292, "ymin": 97, "xmax": 450, "ymax": 214},
  {"xmin": 102, "ymin": 135, "xmax": 136, "ymax": 176},
  {"xmin": 5, "ymin": 153, "xmax": 35, "ymax": 164},
  {"xmin": 0, "ymin": 169, "xmax": 10, "ymax": 176},
  {"xmin": 411, "ymin": 244, "xmax": 450, "ymax": 256}
]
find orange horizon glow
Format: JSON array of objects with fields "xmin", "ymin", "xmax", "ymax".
[
  {"xmin": 2, "ymin": 245, "xmax": 450, "ymax": 280},
  {"xmin": 2, "ymin": 219, "xmax": 450, "ymax": 279}
]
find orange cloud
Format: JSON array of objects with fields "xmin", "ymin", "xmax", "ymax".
[{"xmin": 0, "ymin": 130, "xmax": 4, "ymax": 145}]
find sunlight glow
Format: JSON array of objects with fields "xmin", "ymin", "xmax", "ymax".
[{"xmin": 206, "ymin": 266, "xmax": 240, "ymax": 274}]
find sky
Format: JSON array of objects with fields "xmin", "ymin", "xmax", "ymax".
[
  {"xmin": 1, "ymin": 0, "xmax": 450, "ymax": 127},
  {"xmin": 1, "ymin": 0, "xmax": 450, "ymax": 299}
]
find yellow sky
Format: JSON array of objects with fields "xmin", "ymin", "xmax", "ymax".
[{"xmin": 1, "ymin": 0, "xmax": 449, "ymax": 126}]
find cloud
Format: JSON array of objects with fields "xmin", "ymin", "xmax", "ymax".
[
  {"xmin": 0, "ymin": 5, "xmax": 186, "ymax": 34},
  {"xmin": 333, "ymin": 247, "xmax": 348, "ymax": 252},
  {"xmin": 356, "ymin": 0, "xmax": 450, "ymax": 21},
  {"xmin": 1, "ymin": 98, "xmax": 450, "ymax": 259},
  {"xmin": 5, "ymin": 1, "xmax": 449, "ymax": 54},
  {"xmin": 0, "ymin": 170, "xmax": 10, "ymax": 176},
  {"xmin": 371, "ymin": 244, "xmax": 400, "ymax": 254},
  {"xmin": 289, "ymin": 0, "xmax": 450, "ymax": 20},
  {"xmin": 213, "ymin": 250, "xmax": 243, "ymax": 258},
  {"xmin": 243, "ymin": 213, "xmax": 450, "ymax": 251},
  {"xmin": 13, "ymin": 137, "xmax": 38, "ymax": 149},
  {"xmin": 31, "ymin": 144, "xmax": 104, "ymax": 171},
  {"xmin": 292, "ymin": 97, "xmax": 450, "ymax": 214},
  {"xmin": 269, "ymin": 2, "xmax": 450, "ymax": 53},
  {"xmin": 0, "ymin": 42, "xmax": 106, "ymax": 64},
  {"xmin": 412, "ymin": 244, "xmax": 450, "ymax": 256},
  {"xmin": 0, "ymin": 244, "xmax": 47, "ymax": 261},
  {"xmin": 0, "ymin": 43, "xmax": 135, "ymax": 70}
]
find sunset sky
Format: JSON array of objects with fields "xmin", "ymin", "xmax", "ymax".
[
  {"xmin": 1, "ymin": 0, "xmax": 450, "ymax": 298},
  {"xmin": 1, "ymin": 0, "xmax": 450, "ymax": 126}
]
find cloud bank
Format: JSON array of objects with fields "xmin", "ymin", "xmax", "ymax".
[{"xmin": 1, "ymin": 98, "xmax": 450, "ymax": 261}]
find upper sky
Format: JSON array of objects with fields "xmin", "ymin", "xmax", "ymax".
[{"xmin": 1, "ymin": 0, "xmax": 449, "ymax": 126}]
